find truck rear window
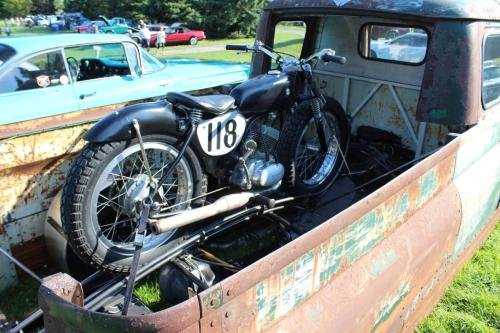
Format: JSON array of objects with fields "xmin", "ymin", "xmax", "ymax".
[
  {"xmin": 483, "ymin": 34, "xmax": 500, "ymax": 108},
  {"xmin": 0, "ymin": 44, "xmax": 16, "ymax": 67},
  {"xmin": 359, "ymin": 24, "xmax": 428, "ymax": 65}
]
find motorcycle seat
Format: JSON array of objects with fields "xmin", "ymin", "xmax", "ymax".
[{"xmin": 167, "ymin": 92, "xmax": 235, "ymax": 115}]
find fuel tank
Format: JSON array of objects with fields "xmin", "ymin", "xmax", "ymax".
[{"xmin": 230, "ymin": 72, "xmax": 292, "ymax": 114}]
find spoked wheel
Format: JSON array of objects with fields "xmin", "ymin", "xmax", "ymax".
[
  {"xmin": 278, "ymin": 99, "xmax": 348, "ymax": 194},
  {"xmin": 62, "ymin": 135, "xmax": 206, "ymax": 273}
]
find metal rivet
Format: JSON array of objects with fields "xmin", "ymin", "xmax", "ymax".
[
  {"xmin": 210, "ymin": 320, "xmax": 215, "ymax": 327},
  {"xmin": 209, "ymin": 299, "xmax": 215, "ymax": 306},
  {"xmin": 226, "ymin": 290, "xmax": 231, "ymax": 297},
  {"xmin": 225, "ymin": 312, "xmax": 231, "ymax": 318}
]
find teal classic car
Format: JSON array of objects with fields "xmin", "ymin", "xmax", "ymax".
[
  {"xmin": 0, "ymin": 34, "xmax": 249, "ymax": 127},
  {"xmin": 99, "ymin": 16, "xmax": 134, "ymax": 34}
]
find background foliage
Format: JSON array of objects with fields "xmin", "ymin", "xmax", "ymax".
[{"xmin": 1, "ymin": 0, "xmax": 269, "ymax": 38}]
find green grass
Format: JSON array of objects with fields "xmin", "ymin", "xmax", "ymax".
[
  {"xmin": 0, "ymin": 278, "xmax": 39, "ymax": 323},
  {"xmin": 276, "ymin": 22, "xmax": 307, "ymax": 32},
  {"xmin": 133, "ymin": 274, "xmax": 169, "ymax": 312},
  {"xmin": 155, "ymin": 36, "xmax": 256, "ymax": 52},
  {"xmin": 417, "ymin": 223, "xmax": 500, "ymax": 333},
  {"xmin": 0, "ymin": 22, "xmax": 56, "ymax": 36},
  {"xmin": 154, "ymin": 48, "xmax": 253, "ymax": 63},
  {"xmin": 151, "ymin": 31, "xmax": 305, "ymax": 64}
]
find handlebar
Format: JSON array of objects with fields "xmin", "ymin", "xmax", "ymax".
[
  {"xmin": 321, "ymin": 52, "xmax": 347, "ymax": 64},
  {"xmin": 226, "ymin": 45, "xmax": 249, "ymax": 51},
  {"xmin": 225, "ymin": 41, "xmax": 347, "ymax": 66}
]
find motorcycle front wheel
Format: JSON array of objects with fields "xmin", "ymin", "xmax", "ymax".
[
  {"xmin": 61, "ymin": 135, "xmax": 207, "ymax": 273},
  {"xmin": 278, "ymin": 98, "xmax": 348, "ymax": 194}
]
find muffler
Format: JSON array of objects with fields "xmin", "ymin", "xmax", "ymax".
[{"xmin": 151, "ymin": 192, "xmax": 259, "ymax": 234}]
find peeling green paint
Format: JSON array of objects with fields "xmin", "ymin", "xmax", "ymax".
[
  {"xmin": 453, "ymin": 143, "xmax": 500, "ymax": 258},
  {"xmin": 416, "ymin": 168, "xmax": 438, "ymax": 208},
  {"xmin": 371, "ymin": 283, "xmax": 411, "ymax": 333},
  {"xmin": 256, "ymin": 281, "xmax": 266, "ymax": 313},
  {"xmin": 201, "ymin": 287, "xmax": 223, "ymax": 310},
  {"xmin": 253, "ymin": 163, "xmax": 447, "ymax": 330},
  {"xmin": 429, "ymin": 108, "xmax": 448, "ymax": 119},
  {"xmin": 279, "ymin": 263, "xmax": 295, "ymax": 316},
  {"xmin": 345, "ymin": 190, "xmax": 411, "ymax": 265},
  {"xmin": 370, "ymin": 248, "xmax": 398, "ymax": 277},
  {"xmin": 318, "ymin": 233, "xmax": 344, "ymax": 283},
  {"xmin": 454, "ymin": 119, "xmax": 500, "ymax": 179},
  {"xmin": 293, "ymin": 250, "xmax": 315, "ymax": 306},
  {"xmin": 386, "ymin": 192, "xmax": 410, "ymax": 230},
  {"xmin": 345, "ymin": 210, "xmax": 384, "ymax": 264}
]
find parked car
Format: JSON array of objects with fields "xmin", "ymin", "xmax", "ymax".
[
  {"xmin": 0, "ymin": 34, "xmax": 249, "ymax": 126},
  {"xmin": 369, "ymin": 31, "xmax": 428, "ymax": 63},
  {"xmin": 74, "ymin": 20, "xmax": 104, "ymax": 33},
  {"xmin": 24, "ymin": 16, "xmax": 34, "ymax": 26},
  {"xmin": 150, "ymin": 23, "xmax": 206, "ymax": 46},
  {"xmin": 99, "ymin": 16, "xmax": 134, "ymax": 34},
  {"xmin": 483, "ymin": 60, "xmax": 500, "ymax": 106},
  {"xmin": 34, "ymin": 16, "xmax": 49, "ymax": 26},
  {"xmin": 370, "ymin": 25, "xmax": 412, "ymax": 40},
  {"xmin": 63, "ymin": 12, "xmax": 88, "ymax": 30}
]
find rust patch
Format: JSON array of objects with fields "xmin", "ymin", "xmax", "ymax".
[
  {"xmin": 11, "ymin": 237, "xmax": 55, "ymax": 278},
  {"xmin": 41, "ymin": 273, "xmax": 84, "ymax": 307},
  {"xmin": 0, "ymin": 102, "xmax": 127, "ymax": 140}
]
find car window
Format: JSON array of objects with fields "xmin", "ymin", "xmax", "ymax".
[
  {"xmin": 483, "ymin": 34, "xmax": 500, "ymax": 109},
  {"xmin": 123, "ymin": 42, "xmax": 141, "ymax": 74},
  {"xmin": 359, "ymin": 24, "xmax": 428, "ymax": 64},
  {"xmin": 0, "ymin": 44, "xmax": 17, "ymax": 68},
  {"xmin": 64, "ymin": 43, "xmax": 131, "ymax": 82},
  {"xmin": 140, "ymin": 48, "xmax": 165, "ymax": 74},
  {"xmin": 0, "ymin": 50, "xmax": 70, "ymax": 94}
]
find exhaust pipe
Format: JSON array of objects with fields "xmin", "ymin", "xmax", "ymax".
[{"xmin": 151, "ymin": 192, "xmax": 258, "ymax": 234}]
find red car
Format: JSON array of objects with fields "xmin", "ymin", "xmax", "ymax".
[
  {"xmin": 75, "ymin": 20, "xmax": 104, "ymax": 33},
  {"xmin": 149, "ymin": 23, "xmax": 206, "ymax": 46}
]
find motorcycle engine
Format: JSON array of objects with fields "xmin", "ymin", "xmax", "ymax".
[{"xmin": 229, "ymin": 113, "xmax": 285, "ymax": 190}]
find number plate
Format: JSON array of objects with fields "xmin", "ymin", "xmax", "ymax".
[{"xmin": 197, "ymin": 111, "xmax": 246, "ymax": 156}]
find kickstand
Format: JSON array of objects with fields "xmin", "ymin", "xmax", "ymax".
[{"xmin": 121, "ymin": 198, "xmax": 152, "ymax": 316}]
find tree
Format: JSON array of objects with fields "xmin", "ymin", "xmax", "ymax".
[
  {"xmin": 31, "ymin": 0, "xmax": 54, "ymax": 14},
  {"xmin": 200, "ymin": 0, "xmax": 267, "ymax": 38},
  {"xmin": 109, "ymin": 0, "xmax": 147, "ymax": 22},
  {"xmin": 53, "ymin": 0, "xmax": 64, "ymax": 13},
  {"xmin": 146, "ymin": 0, "xmax": 202, "ymax": 26},
  {"xmin": 63, "ymin": 0, "xmax": 109, "ymax": 19},
  {"xmin": 3, "ymin": 0, "xmax": 33, "ymax": 16}
]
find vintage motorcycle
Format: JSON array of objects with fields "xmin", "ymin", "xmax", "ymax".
[{"xmin": 61, "ymin": 42, "xmax": 349, "ymax": 272}]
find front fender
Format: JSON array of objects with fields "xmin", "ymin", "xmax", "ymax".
[{"xmin": 84, "ymin": 100, "xmax": 182, "ymax": 142}]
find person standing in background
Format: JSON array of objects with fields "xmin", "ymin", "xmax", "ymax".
[
  {"xmin": 5, "ymin": 25, "xmax": 11, "ymax": 36},
  {"xmin": 139, "ymin": 23, "xmax": 151, "ymax": 51},
  {"xmin": 156, "ymin": 25, "xmax": 166, "ymax": 50}
]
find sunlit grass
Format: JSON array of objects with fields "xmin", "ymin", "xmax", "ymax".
[
  {"xmin": 134, "ymin": 273, "xmax": 170, "ymax": 312},
  {"xmin": 152, "ymin": 31, "xmax": 305, "ymax": 64}
]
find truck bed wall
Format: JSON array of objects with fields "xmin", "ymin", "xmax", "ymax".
[{"xmin": 38, "ymin": 106, "xmax": 500, "ymax": 333}]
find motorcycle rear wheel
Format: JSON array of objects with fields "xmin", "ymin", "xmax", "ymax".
[{"xmin": 61, "ymin": 135, "xmax": 207, "ymax": 273}]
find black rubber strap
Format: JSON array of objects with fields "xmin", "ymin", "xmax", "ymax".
[{"xmin": 121, "ymin": 198, "xmax": 151, "ymax": 315}]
